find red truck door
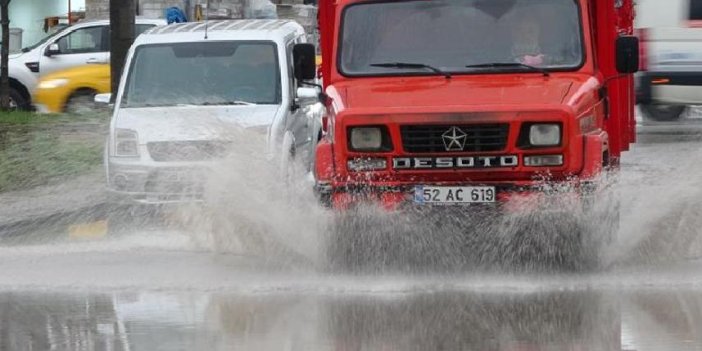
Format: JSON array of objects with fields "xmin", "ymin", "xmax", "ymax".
[{"xmin": 592, "ymin": 0, "xmax": 637, "ymax": 164}]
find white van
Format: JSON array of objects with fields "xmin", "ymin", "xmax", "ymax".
[
  {"xmin": 7, "ymin": 18, "xmax": 165, "ymax": 110},
  {"xmin": 637, "ymin": 0, "xmax": 702, "ymax": 121},
  {"xmin": 102, "ymin": 20, "xmax": 322, "ymax": 204}
]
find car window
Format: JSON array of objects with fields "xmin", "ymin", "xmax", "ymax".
[
  {"xmin": 102, "ymin": 24, "xmax": 157, "ymax": 49},
  {"xmin": 136, "ymin": 24, "xmax": 156, "ymax": 36},
  {"xmin": 56, "ymin": 26, "xmax": 104, "ymax": 54}
]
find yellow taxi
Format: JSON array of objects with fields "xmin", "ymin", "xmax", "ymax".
[{"xmin": 33, "ymin": 64, "xmax": 111, "ymax": 114}]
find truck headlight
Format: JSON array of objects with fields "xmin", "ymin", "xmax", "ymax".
[
  {"xmin": 348, "ymin": 126, "xmax": 391, "ymax": 152},
  {"xmin": 37, "ymin": 78, "xmax": 68, "ymax": 90},
  {"xmin": 529, "ymin": 123, "xmax": 561, "ymax": 146},
  {"xmin": 114, "ymin": 129, "xmax": 139, "ymax": 157}
]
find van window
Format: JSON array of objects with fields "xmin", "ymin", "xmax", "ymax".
[{"xmin": 122, "ymin": 41, "xmax": 281, "ymax": 108}]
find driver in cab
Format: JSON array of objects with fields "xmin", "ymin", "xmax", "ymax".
[{"xmin": 511, "ymin": 16, "xmax": 546, "ymax": 66}]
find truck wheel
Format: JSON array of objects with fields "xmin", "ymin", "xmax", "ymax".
[
  {"xmin": 640, "ymin": 104, "xmax": 686, "ymax": 121},
  {"xmin": 7, "ymin": 87, "xmax": 28, "ymax": 111}
]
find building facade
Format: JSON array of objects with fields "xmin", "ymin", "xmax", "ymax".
[{"xmin": 4, "ymin": 0, "xmax": 86, "ymax": 50}]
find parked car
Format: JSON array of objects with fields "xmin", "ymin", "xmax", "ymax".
[
  {"xmin": 100, "ymin": 20, "xmax": 323, "ymax": 204},
  {"xmin": 7, "ymin": 17, "xmax": 164, "ymax": 110},
  {"xmin": 636, "ymin": 0, "xmax": 702, "ymax": 121},
  {"xmin": 33, "ymin": 63, "xmax": 110, "ymax": 114}
]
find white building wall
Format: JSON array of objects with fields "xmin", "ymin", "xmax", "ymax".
[{"xmin": 6, "ymin": 0, "xmax": 86, "ymax": 48}]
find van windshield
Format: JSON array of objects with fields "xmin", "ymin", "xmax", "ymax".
[
  {"xmin": 340, "ymin": 0, "xmax": 584, "ymax": 76},
  {"xmin": 122, "ymin": 41, "xmax": 281, "ymax": 108}
]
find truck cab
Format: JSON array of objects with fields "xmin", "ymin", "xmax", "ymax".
[
  {"xmin": 314, "ymin": 0, "xmax": 638, "ymax": 210},
  {"xmin": 313, "ymin": 0, "xmax": 638, "ymax": 269}
]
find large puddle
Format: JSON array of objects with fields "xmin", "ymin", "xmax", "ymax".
[{"xmin": 1, "ymin": 288, "xmax": 701, "ymax": 351}]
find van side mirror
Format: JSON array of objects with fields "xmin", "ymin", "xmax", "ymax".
[
  {"xmin": 616, "ymin": 36, "xmax": 639, "ymax": 74},
  {"xmin": 296, "ymin": 86, "xmax": 319, "ymax": 105},
  {"xmin": 293, "ymin": 43, "xmax": 316, "ymax": 81},
  {"xmin": 45, "ymin": 43, "xmax": 60, "ymax": 57}
]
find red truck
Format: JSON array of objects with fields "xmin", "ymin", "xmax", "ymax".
[{"xmin": 307, "ymin": 0, "xmax": 639, "ymax": 269}]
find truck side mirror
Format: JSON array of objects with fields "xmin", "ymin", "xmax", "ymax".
[
  {"xmin": 616, "ymin": 36, "xmax": 639, "ymax": 74},
  {"xmin": 293, "ymin": 43, "xmax": 317, "ymax": 81},
  {"xmin": 45, "ymin": 43, "xmax": 60, "ymax": 57}
]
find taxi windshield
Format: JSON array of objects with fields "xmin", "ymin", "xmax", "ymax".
[{"xmin": 339, "ymin": 0, "xmax": 584, "ymax": 76}]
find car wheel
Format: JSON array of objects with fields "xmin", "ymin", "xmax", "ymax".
[
  {"xmin": 640, "ymin": 103, "xmax": 687, "ymax": 122},
  {"xmin": 65, "ymin": 90, "xmax": 97, "ymax": 115}
]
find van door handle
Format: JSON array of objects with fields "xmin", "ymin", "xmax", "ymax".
[{"xmin": 86, "ymin": 58, "xmax": 103, "ymax": 64}]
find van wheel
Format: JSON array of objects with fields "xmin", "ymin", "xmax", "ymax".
[
  {"xmin": 640, "ymin": 104, "xmax": 686, "ymax": 121},
  {"xmin": 65, "ymin": 90, "xmax": 97, "ymax": 115}
]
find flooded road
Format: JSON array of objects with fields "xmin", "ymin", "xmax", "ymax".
[
  {"xmin": 2, "ymin": 286, "xmax": 702, "ymax": 350},
  {"xmin": 2, "ymin": 123, "xmax": 702, "ymax": 350}
]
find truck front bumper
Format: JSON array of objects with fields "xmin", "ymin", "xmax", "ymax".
[{"xmin": 316, "ymin": 180, "xmax": 594, "ymax": 213}]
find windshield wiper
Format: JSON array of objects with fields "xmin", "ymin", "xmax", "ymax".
[
  {"xmin": 370, "ymin": 62, "xmax": 452, "ymax": 79},
  {"xmin": 198, "ymin": 100, "xmax": 257, "ymax": 106},
  {"xmin": 465, "ymin": 63, "xmax": 550, "ymax": 77}
]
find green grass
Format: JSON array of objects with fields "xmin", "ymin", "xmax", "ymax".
[
  {"xmin": 0, "ymin": 110, "xmax": 105, "ymax": 125},
  {"xmin": 0, "ymin": 111, "xmax": 106, "ymax": 192}
]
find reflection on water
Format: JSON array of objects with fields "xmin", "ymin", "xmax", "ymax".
[{"xmin": 1, "ymin": 289, "xmax": 702, "ymax": 350}]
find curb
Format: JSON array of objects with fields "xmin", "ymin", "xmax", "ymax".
[{"xmin": 0, "ymin": 202, "xmax": 111, "ymax": 238}]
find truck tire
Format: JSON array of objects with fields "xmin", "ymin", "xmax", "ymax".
[
  {"xmin": 640, "ymin": 103, "xmax": 686, "ymax": 121},
  {"xmin": 8, "ymin": 87, "xmax": 28, "ymax": 111}
]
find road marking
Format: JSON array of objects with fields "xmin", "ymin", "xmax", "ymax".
[{"xmin": 69, "ymin": 220, "xmax": 108, "ymax": 239}]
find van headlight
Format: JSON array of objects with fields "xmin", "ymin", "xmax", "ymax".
[
  {"xmin": 114, "ymin": 129, "xmax": 139, "ymax": 157},
  {"xmin": 528, "ymin": 123, "xmax": 561, "ymax": 146},
  {"xmin": 348, "ymin": 126, "xmax": 392, "ymax": 152}
]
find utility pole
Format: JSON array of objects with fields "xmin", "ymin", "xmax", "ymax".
[
  {"xmin": 0, "ymin": 0, "xmax": 11, "ymax": 110},
  {"xmin": 109, "ymin": 0, "xmax": 135, "ymax": 101}
]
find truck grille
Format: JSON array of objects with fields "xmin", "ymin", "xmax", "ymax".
[
  {"xmin": 400, "ymin": 124, "xmax": 509, "ymax": 153},
  {"xmin": 147, "ymin": 141, "xmax": 231, "ymax": 162}
]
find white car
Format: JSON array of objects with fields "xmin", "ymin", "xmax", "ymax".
[
  {"xmin": 636, "ymin": 0, "xmax": 702, "ymax": 121},
  {"xmin": 102, "ymin": 20, "xmax": 323, "ymax": 204},
  {"xmin": 8, "ymin": 18, "xmax": 165, "ymax": 110}
]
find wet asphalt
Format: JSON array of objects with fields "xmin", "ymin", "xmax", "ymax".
[{"xmin": 1, "ymin": 117, "xmax": 702, "ymax": 350}]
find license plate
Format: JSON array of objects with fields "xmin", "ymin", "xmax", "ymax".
[{"xmin": 414, "ymin": 186, "xmax": 496, "ymax": 204}]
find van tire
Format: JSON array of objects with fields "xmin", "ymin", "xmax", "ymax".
[{"xmin": 640, "ymin": 103, "xmax": 686, "ymax": 121}]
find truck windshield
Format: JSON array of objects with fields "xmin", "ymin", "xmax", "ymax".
[
  {"xmin": 340, "ymin": 0, "xmax": 584, "ymax": 76},
  {"xmin": 122, "ymin": 41, "xmax": 281, "ymax": 108}
]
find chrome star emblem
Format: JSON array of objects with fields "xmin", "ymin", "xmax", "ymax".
[{"xmin": 442, "ymin": 126, "xmax": 467, "ymax": 152}]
